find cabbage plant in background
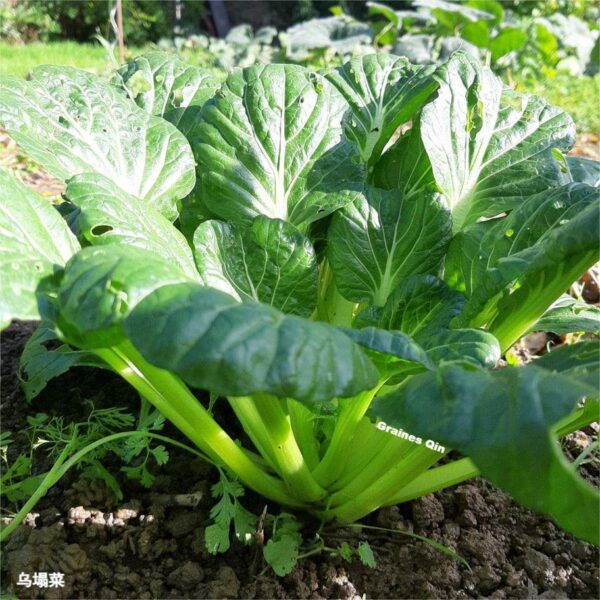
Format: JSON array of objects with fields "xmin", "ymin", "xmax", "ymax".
[{"xmin": 0, "ymin": 51, "xmax": 598, "ymax": 565}]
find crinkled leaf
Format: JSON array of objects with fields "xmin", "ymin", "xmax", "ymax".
[
  {"xmin": 66, "ymin": 173, "xmax": 199, "ymax": 280},
  {"xmin": 355, "ymin": 275, "xmax": 465, "ymax": 341},
  {"xmin": 421, "ymin": 53, "xmax": 574, "ymax": 230},
  {"xmin": 0, "ymin": 66, "xmax": 195, "ymax": 221},
  {"xmin": 328, "ymin": 187, "xmax": 451, "ymax": 306},
  {"xmin": 323, "ymin": 54, "xmax": 437, "ymax": 166},
  {"xmin": 19, "ymin": 322, "xmax": 107, "ymax": 401},
  {"xmin": 56, "ymin": 246, "xmax": 193, "ymax": 348},
  {"xmin": 124, "ymin": 282, "xmax": 379, "ymax": 405},
  {"xmin": 113, "ymin": 51, "xmax": 220, "ymax": 136},
  {"xmin": 0, "ymin": 171, "xmax": 80, "ymax": 329},
  {"xmin": 193, "ymin": 216, "xmax": 318, "ymax": 317},
  {"xmin": 424, "ymin": 328, "xmax": 500, "ymax": 367},
  {"xmin": 567, "ymin": 156, "xmax": 600, "ymax": 188},
  {"xmin": 190, "ymin": 64, "xmax": 364, "ymax": 228},
  {"xmin": 372, "ymin": 363, "xmax": 599, "ymax": 544},
  {"xmin": 529, "ymin": 294, "xmax": 600, "ymax": 334}
]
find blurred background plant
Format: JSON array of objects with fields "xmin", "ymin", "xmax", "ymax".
[{"xmin": 0, "ymin": 0, "xmax": 598, "ymax": 131}]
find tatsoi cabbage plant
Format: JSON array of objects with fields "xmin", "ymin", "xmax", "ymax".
[{"xmin": 1, "ymin": 52, "xmax": 599, "ymax": 547}]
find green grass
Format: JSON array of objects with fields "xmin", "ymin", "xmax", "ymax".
[
  {"xmin": 516, "ymin": 74, "xmax": 600, "ymax": 134},
  {"xmin": 0, "ymin": 41, "xmax": 141, "ymax": 78}
]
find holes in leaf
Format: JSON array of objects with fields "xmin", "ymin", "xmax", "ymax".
[
  {"xmin": 90, "ymin": 224, "xmax": 114, "ymax": 237},
  {"xmin": 504, "ymin": 228, "xmax": 514, "ymax": 238}
]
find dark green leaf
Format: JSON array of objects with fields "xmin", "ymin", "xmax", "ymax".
[
  {"xmin": 530, "ymin": 295, "xmax": 600, "ymax": 334},
  {"xmin": 55, "ymin": 246, "xmax": 193, "ymax": 348},
  {"xmin": 341, "ymin": 327, "xmax": 433, "ymax": 377},
  {"xmin": 533, "ymin": 340, "xmax": 600, "ymax": 394},
  {"xmin": 372, "ymin": 364, "xmax": 599, "ymax": 544},
  {"xmin": 124, "ymin": 282, "xmax": 379, "ymax": 405},
  {"xmin": 193, "ymin": 216, "xmax": 318, "ymax": 317},
  {"xmin": 328, "ymin": 187, "xmax": 451, "ymax": 305},
  {"xmin": 371, "ymin": 119, "xmax": 435, "ymax": 196},
  {"xmin": 424, "ymin": 328, "xmax": 500, "ymax": 367},
  {"xmin": 19, "ymin": 322, "xmax": 107, "ymax": 401},
  {"xmin": 567, "ymin": 156, "xmax": 600, "ymax": 188},
  {"xmin": 355, "ymin": 275, "xmax": 465, "ymax": 341}
]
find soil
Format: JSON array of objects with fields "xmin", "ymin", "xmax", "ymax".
[{"xmin": 1, "ymin": 321, "xmax": 599, "ymax": 600}]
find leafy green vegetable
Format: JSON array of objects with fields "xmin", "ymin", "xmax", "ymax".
[
  {"xmin": 191, "ymin": 64, "xmax": 364, "ymax": 228},
  {"xmin": 372, "ymin": 363, "xmax": 598, "ymax": 543},
  {"xmin": 193, "ymin": 216, "xmax": 318, "ymax": 316},
  {"xmin": 113, "ymin": 51, "xmax": 220, "ymax": 137},
  {"xmin": 19, "ymin": 323, "xmax": 106, "ymax": 401},
  {"xmin": 122, "ymin": 282, "xmax": 378, "ymax": 405},
  {"xmin": 328, "ymin": 187, "xmax": 451, "ymax": 305},
  {"xmin": 530, "ymin": 295, "xmax": 600, "ymax": 334},
  {"xmin": 0, "ymin": 66, "xmax": 196, "ymax": 221},
  {"xmin": 421, "ymin": 53, "xmax": 574, "ymax": 231},
  {"xmin": 1, "ymin": 51, "xmax": 598, "ymax": 555},
  {"xmin": 0, "ymin": 171, "xmax": 79, "ymax": 328},
  {"xmin": 323, "ymin": 54, "xmax": 437, "ymax": 166}
]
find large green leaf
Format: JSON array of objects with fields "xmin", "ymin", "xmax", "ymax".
[
  {"xmin": 193, "ymin": 216, "xmax": 318, "ymax": 317},
  {"xmin": 341, "ymin": 327, "xmax": 433, "ymax": 378},
  {"xmin": 371, "ymin": 120, "xmax": 435, "ymax": 197},
  {"xmin": 533, "ymin": 340, "xmax": 600, "ymax": 393},
  {"xmin": 567, "ymin": 156, "xmax": 600, "ymax": 188},
  {"xmin": 19, "ymin": 322, "xmax": 106, "ymax": 401},
  {"xmin": 55, "ymin": 246, "xmax": 193, "ymax": 348},
  {"xmin": 446, "ymin": 183, "xmax": 599, "ymax": 348},
  {"xmin": 113, "ymin": 52, "xmax": 220, "ymax": 137},
  {"xmin": 328, "ymin": 187, "xmax": 451, "ymax": 305},
  {"xmin": 190, "ymin": 64, "xmax": 365, "ymax": 228},
  {"xmin": 530, "ymin": 295, "xmax": 600, "ymax": 335},
  {"xmin": 421, "ymin": 53, "xmax": 574, "ymax": 231},
  {"xmin": 372, "ymin": 363, "xmax": 599, "ymax": 544},
  {"xmin": 0, "ymin": 171, "xmax": 79, "ymax": 329},
  {"xmin": 424, "ymin": 328, "xmax": 500, "ymax": 367},
  {"xmin": 124, "ymin": 282, "xmax": 379, "ymax": 405},
  {"xmin": 0, "ymin": 66, "xmax": 195, "ymax": 221},
  {"xmin": 323, "ymin": 54, "xmax": 437, "ymax": 167},
  {"xmin": 66, "ymin": 173, "xmax": 198, "ymax": 280},
  {"xmin": 355, "ymin": 275, "xmax": 465, "ymax": 340}
]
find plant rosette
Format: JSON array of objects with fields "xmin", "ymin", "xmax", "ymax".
[{"xmin": 0, "ymin": 51, "xmax": 599, "ymax": 552}]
